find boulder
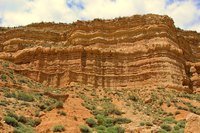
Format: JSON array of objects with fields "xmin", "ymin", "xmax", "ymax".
[{"xmin": 185, "ymin": 113, "xmax": 200, "ymax": 133}]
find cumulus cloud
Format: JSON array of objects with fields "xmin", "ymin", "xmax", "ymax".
[{"xmin": 0, "ymin": 0, "xmax": 199, "ymax": 32}]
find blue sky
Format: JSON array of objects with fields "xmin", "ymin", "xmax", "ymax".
[{"xmin": 0, "ymin": 0, "xmax": 200, "ymax": 32}]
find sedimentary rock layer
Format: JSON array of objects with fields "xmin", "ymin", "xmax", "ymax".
[{"xmin": 0, "ymin": 14, "xmax": 200, "ymax": 92}]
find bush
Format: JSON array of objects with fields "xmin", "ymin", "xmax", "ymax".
[
  {"xmin": 96, "ymin": 125, "xmax": 106, "ymax": 131},
  {"xmin": 158, "ymin": 129, "xmax": 168, "ymax": 133},
  {"xmin": 140, "ymin": 122, "xmax": 145, "ymax": 126},
  {"xmin": 96, "ymin": 115, "xmax": 113, "ymax": 127},
  {"xmin": 46, "ymin": 106, "xmax": 54, "ymax": 111},
  {"xmin": 83, "ymin": 102, "xmax": 96, "ymax": 111},
  {"xmin": 175, "ymin": 111, "xmax": 180, "ymax": 115},
  {"xmin": 55, "ymin": 101, "xmax": 63, "ymax": 108},
  {"xmin": 35, "ymin": 111, "xmax": 40, "ymax": 117},
  {"xmin": 174, "ymin": 125, "xmax": 180, "ymax": 130},
  {"xmin": 6, "ymin": 111, "xmax": 19, "ymax": 121},
  {"xmin": 86, "ymin": 118, "xmax": 97, "ymax": 127},
  {"xmin": 1, "ymin": 74, "xmax": 7, "ymax": 82},
  {"xmin": 113, "ymin": 117, "xmax": 132, "ymax": 124},
  {"xmin": 4, "ymin": 91, "xmax": 34, "ymax": 102},
  {"xmin": 103, "ymin": 117, "xmax": 113, "ymax": 127},
  {"xmin": 128, "ymin": 95, "xmax": 138, "ymax": 102},
  {"xmin": 18, "ymin": 115, "xmax": 27, "ymax": 124},
  {"xmin": 160, "ymin": 124, "xmax": 172, "ymax": 131},
  {"xmin": 162, "ymin": 117, "xmax": 177, "ymax": 124},
  {"xmin": 13, "ymin": 125, "xmax": 34, "ymax": 133},
  {"xmin": 106, "ymin": 126, "xmax": 125, "ymax": 133},
  {"xmin": 108, "ymin": 108, "xmax": 123, "ymax": 115},
  {"xmin": 4, "ymin": 91, "xmax": 16, "ymax": 98},
  {"xmin": 80, "ymin": 125, "xmax": 91, "ymax": 133},
  {"xmin": 174, "ymin": 120, "xmax": 185, "ymax": 130},
  {"xmin": 53, "ymin": 125, "xmax": 65, "ymax": 132},
  {"xmin": 4, "ymin": 116, "xmax": 19, "ymax": 127},
  {"xmin": 57, "ymin": 111, "xmax": 66, "ymax": 116},
  {"xmin": 17, "ymin": 91, "xmax": 34, "ymax": 102},
  {"xmin": 145, "ymin": 122, "xmax": 153, "ymax": 126},
  {"xmin": 0, "ymin": 100, "xmax": 7, "ymax": 106},
  {"xmin": 159, "ymin": 100, "xmax": 163, "ymax": 106},
  {"xmin": 27, "ymin": 118, "xmax": 41, "ymax": 127},
  {"xmin": 9, "ymin": 72, "xmax": 14, "ymax": 80}
]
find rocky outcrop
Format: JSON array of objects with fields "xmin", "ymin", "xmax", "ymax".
[
  {"xmin": 185, "ymin": 113, "xmax": 200, "ymax": 133},
  {"xmin": 0, "ymin": 14, "xmax": 200, "ymax": 91}
]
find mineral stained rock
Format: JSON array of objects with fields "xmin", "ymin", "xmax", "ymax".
[{"xmin": 0, "ymin": 14, "xmax": 200, "ymax": 92}]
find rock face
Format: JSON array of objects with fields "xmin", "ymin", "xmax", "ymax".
[
  {"xmin": 185, "ymin": 113, "xmax": 200, "ymax": 133},
  {"xmin": 0, "ymin": 14, "xmax": 200, "ymax": 91}
]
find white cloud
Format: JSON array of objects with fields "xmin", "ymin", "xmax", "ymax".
[
  {"xmin": 190, "ymin": 23, "xmax": 200, "ymax": 32},
  {"xmin": 0, "ymin": 0, "xmax": 199, "ymax": 32},
  {"xmin": 166, "ymin": 0, "xmax": 199, "ymax": 28},
  {"xmin": 0, "ymin": 0, "xmax": 79, "ymax": 26}
]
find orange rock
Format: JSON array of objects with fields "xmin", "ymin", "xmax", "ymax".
[
  {"xmin": 0, "ymin": 14, "xmax": 199, "ymax": 92},
  {"xmin": 185, "ymin": 113, "xmax": 200, "ymax": 133}
]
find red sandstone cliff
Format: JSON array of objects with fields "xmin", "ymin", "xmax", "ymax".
[{"xmin": 0, "ymin": 14, "xmax": 200, "ymax": 92}]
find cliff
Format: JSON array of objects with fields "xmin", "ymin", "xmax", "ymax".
[{"xmin": 0, "ymin": 14, "xmax": 200, "ymax": 92}]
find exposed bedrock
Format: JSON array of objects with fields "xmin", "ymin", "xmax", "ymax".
[{"xmin": 0, "ymin": 14, "xmax": 200, "ymax": 92}]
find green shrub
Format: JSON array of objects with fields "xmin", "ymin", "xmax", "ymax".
[
  {"xmin": 0, "ymin": 100, "xmax": 7, "ymax": 106},
  {"xmin": 27, "ymin": 118, "xmax": 41, "ymax": 127},
  {"xmin": 106, "ymin": 126, "xmax": 125, "ymax": 133},
  {"xmin": 158, "ymin": 129, "xmax": 168, "ymax": 133},
  {"xmin": 80, "ymin": 125, "xmax": 91, "ymax": 133},
  {"xmin": 86, "ymin": 118, "xmax": 97, "ymax": 127},
  {"xmin": 46, "ymin": 106, "xmax": 54, "ymax": 111},
  {"xmin": 35, "ymin": 111, "xmax": 40, "ymax": 117},
  {"xmin": 113, "ymin": 117, "xmax": 132, "ymax": 124},
  {"xmin": 4, "ymin": 91, "xmax": 34, "ymax": 102},
  {"xmin": 82, "ymin": 102, "xmax": 96, "ymax": 111},
  {"xmin": 4, "ymin": 116, "xmax": 19, "ymax": 127},
  {"xmin": 19, "ymin": 79, "xmax": 27, "ymax": 84},
  {"xmin": 128, "ymin": 95, "xmax": 138, "ymax": 102},
  {"xmin": 18, "ymin": 115, "xmax": 27, "ymax": 124},
  {"xmin": 1, "ymin": 74, "xmax": 7, "ymax": 82},
  {"xmin": 159, "ymin": 100, "xmax": 163, "ymax": 106},
  {"xmin": 57, "ymin": 111, "xmax": 66, "ymax": 116},
  {"xmin": 160, "ymin": 124, "xmax": 172, "ymax": 131},
  {"xmin": 96, "ymin": 125, "xmax": 106, "ymax": 131},
  {"xmin": 96, "ymin": 114, "xmax": 105, "ymax": 125},
  {"xmin": 175, "ymin": 111, "xmax": 180, "ymax": 115},
  {"xmin": 174, "ymin": 120, "xmax": 186, "ymax": 130},
  {"xmin": 174, "ymin": 125, "xmax": 180, "ymax": 130},
  {"xmin": 6, "ymin": 111, "xmax": 19, "ymax": 120},
  {"xmin": 145, "ymin": 122, "xmax": 153, "ymax": 126},
  {"xmin": 166, "ymin": 99, "xmax": 171, "ymax": 107},
  {"xmin": 108, "ymin": 108, "xmax": 123, "ymax": 115},
  {"xmin": 140, "ymin": 122, "xmax": 145, "ymax": 126},
  {"xmin": 9, "ymin": 72, "xmax": 14, "ymax": 80},
  {"xmin": 3, "ymin": 62, "xmax": 9, "ymax": 67},
  {"xmin": 53, "ymin": 125, "xmax": 65, "ymax": 132},
  {"xmin": 162, "ymin": 117, "xmax": 177, "ymax": 124},
  {"xmin": 13, "ymin": 125, "xmax": 34, "ymax": 133},
  {"xmin": 4, "ymin": 91, "xmax": 16, "ymax": 98},
  {"xmin": 103, "ymin": 117, "xmax": 113, "ymax": 127},
  {"xmin": 17, "ymin": 91, "xmax": 34, "ymax": 102},
  {"xmin": 55, "ymin": 101, "xmax": 63, "ymax": 108},
  {"xmin": 96, "ymin": 115, "xmax": 113, "ymax": 127}
]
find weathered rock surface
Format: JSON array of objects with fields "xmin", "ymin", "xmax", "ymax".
[
  {"xmin": 0, "ymin": 14, "xmax": 200, "ymax": 91},
  {"xmin": 185, "ymin": 113, "xmax": 200, "ymax": 133}
]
